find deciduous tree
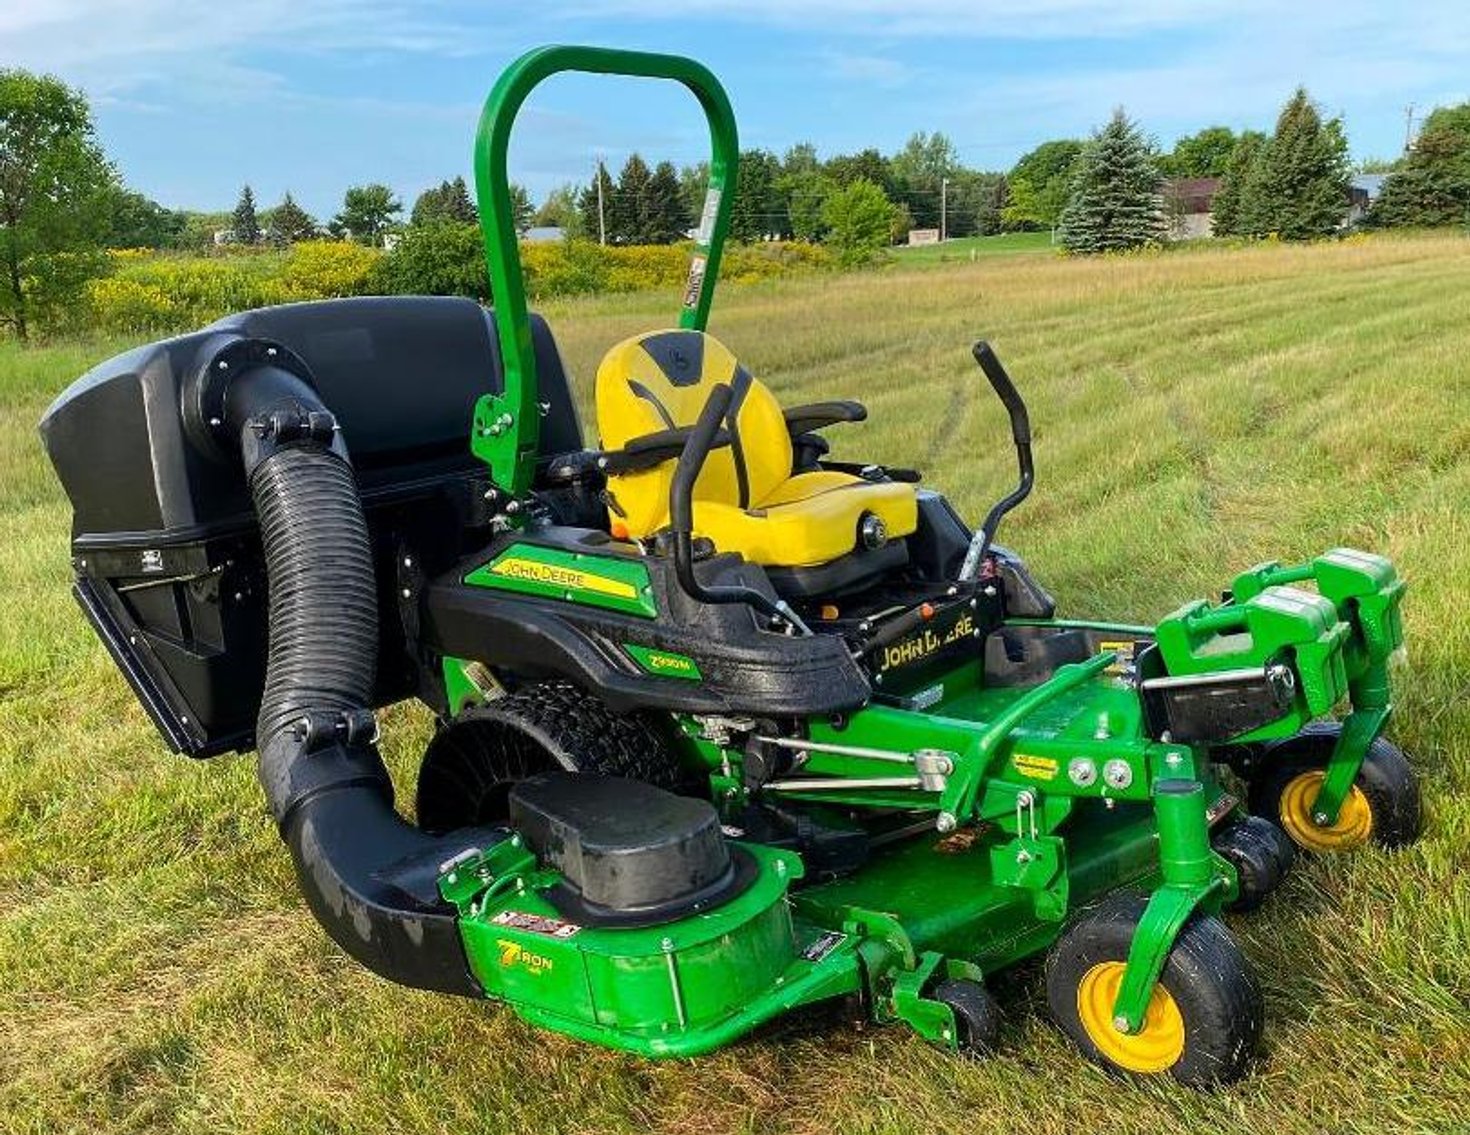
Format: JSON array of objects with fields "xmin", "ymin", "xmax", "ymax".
[
  {"xmin": 0, "ymin": 69, "xmax": 115, "ymax": 339},
  {"xmin": 821, "ymin": 177, "xmax": 895, "ymax": 266},
  {"xmin": 334, "ymin": 183, "xmax": 402, "ymax": 246}
]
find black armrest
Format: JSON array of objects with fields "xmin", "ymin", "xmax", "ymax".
[
  {"xmin": 782, "ymin": 400, "xmax": 867, "ymax": 436},
  {"xmin": 597, "ymin": 425, "xmax": 730, "ymax": 475}
]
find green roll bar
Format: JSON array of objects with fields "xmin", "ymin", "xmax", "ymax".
[{"xmin": 471, "ymin": 45, "xmax": 741, "ymax": 495}]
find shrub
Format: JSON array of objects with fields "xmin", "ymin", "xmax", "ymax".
[
  {"xmin": 86, "ymin": 276, "xmax": 179, "ymax": 333},
  {"xmin": 373, "ymin": 222, "xmax": 488, "ymax": 300},
  {"xmin": 279, "ymin": 240, "xmax": 381, "ymax": 299}
]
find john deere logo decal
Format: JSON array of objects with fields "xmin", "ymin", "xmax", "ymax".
[
  {"xmin": 491, "ymin": 556, "xmax": 636, "ymax": 599},
  {"xmin": 879, "ymin": 610, "xmax": 975, "ymax": 672}
]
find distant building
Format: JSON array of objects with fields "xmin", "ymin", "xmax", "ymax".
[
  {"xmin": 1164, "ymin": 177, "xmax": 1221, "ymax": 239},
  {"xmin": 524, "ymin": 226, "xmax": 565, "ymax": 243},
  {"xmin": 907, "ymin": 228, "xmax": 941, "ymax": 246},
  {"xmin": 1347, "ymin": 174, "xmax": 1388, "ymax": 226}
]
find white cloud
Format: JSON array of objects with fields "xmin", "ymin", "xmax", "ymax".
[
  {"xmin": 0, "ymin": 1, "xmax": 485, "ymax": 99},
  {"xmin": 819, "ymin": 51, "xmax": 912, "ymax": 89}
]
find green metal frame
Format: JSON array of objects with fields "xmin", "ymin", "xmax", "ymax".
[{"xmin": 471, "ymin": 45, "xmax": 740, "ymax": 495}]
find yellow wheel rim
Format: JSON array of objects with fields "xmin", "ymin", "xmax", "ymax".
[
  {"xmin": 1279, "ymin": 771, "xmax": 1373, "ymax": 852},
  {"xmin": 1075, "ymin": 962, "xmax": 1185, "ymax": 1074}
]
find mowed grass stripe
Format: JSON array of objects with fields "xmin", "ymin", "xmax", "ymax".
[{"xmin": 2, "ymin": 232, "xmax": 1469, "ymax": 1135}]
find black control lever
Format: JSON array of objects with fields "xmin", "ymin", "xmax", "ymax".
[{"xmin": 959, "ymin": 341, "xmax": 1035, "ymax": 581}]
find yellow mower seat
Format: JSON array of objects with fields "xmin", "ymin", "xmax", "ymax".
[{"xmin": 595, "ymin": 330, "xmax": 917, "ymax": 568}]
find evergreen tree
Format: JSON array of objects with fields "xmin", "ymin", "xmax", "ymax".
[
  {"xmin": 508, "ymin": 183, "xmax": 533, "ymax": 235},
  {"xmin": 1238, "ymin": 89, "xmax": 1350, "ymax": 239},
  {"xmin": 1369, "ymin": 103, "xmax": 1470, "ymax": 229},
  {"xmin": 1211, "ymin": 130, "xmax": 1266, "ymax": 236},
  {"xmin": 232, "ymin": 184, "xmax": 260, "ymax": 244},
  {"xmin": 730, "ymin": 149, "xmax": 785, "ymax": 240},
  {"xmin": 1058, "ymin": 109, "xmax": 1164, "ymax": 254},
  {"xmin": 265, "ymin": 192, "xmax": 317, "ymax": 246},
  {"xmin": 411, "ymin": 176, "xmax": 476, "ymax": 226},
  {"xmin": 577, "ymin": 161, "xmax": 615, "ymax": 243},
  {"xmin": 647, "ymin": 161, "xmax": 691, "ymax": 243},
  {"xmin": 610, "ymin": 154, "xmax": 654, "ymax": 243}
]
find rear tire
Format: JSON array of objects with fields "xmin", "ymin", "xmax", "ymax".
[
  {"xmin": 415, "ymin": 679, "xmax": 686, "ymax": 834},
  {"xmin": 1046, "ymin": 893, "xmax": 1263, "ymax": 1086},
  {"xmin": 1249, "ymin": 723, "xmax": 1421, "ymax": 852}
]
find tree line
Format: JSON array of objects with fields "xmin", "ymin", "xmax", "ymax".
[{"xmin": 5, "ymin": 63, "xmax": 1470, "ymax": 340}]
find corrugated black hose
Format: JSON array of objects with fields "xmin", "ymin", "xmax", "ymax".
[{"xmin": 224, "ymin": 356, "xmax": 483, "ymax": 997}]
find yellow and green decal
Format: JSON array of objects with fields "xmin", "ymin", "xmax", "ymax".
[
  {"xmin": 624, "ymin": 643, "xmax": 702, "ymax": 681},
  {"xmin": 465, "ymin": 543, "xmax": 657, "ymax": 618}
]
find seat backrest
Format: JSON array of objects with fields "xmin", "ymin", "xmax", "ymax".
[{"xmin": 595, "ymin": 330, "xmax": 791, "ymax": 537}]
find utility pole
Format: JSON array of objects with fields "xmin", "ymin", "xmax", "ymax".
[
  {"xmin": 596, "ymin": 157, "xmax": 607, "ymax": 245},
  {"xmin": 1404, "ymin": 104, "xmax": 1417, "ymax": 153},
  {"xmin": 940, "ymin": 176, "xmax": 949, "ymax": 242}
]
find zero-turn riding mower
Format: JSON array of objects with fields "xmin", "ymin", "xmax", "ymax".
[{"xmin": 40, "ymin": 46, "xmax": 1422, "ymax": 1085}]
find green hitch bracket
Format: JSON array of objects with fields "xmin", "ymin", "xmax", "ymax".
[
  {"xmin": 938, "ymin": 651, "xmax": 1116, "ymax": 831},
  {"xmin": 437, "ymin": 834, "xmax": 538, "ymax": 913},
  {"xmin": 1111, "ymin": 778, "xmax": 1226, "ymax": 1034}
]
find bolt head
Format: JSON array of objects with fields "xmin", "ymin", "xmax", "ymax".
[
  {"xmin": 936, "ymin": 812, "xmax": 957, "ymax": 833},
  {"xmin": 1313, "ymin": 811, "xmax": 1330, "ymax": 826},
  {"xmin": 401, "ymin": 587, "xmax": 412, "ymax": 599},
  {"xmin": 1113, "ymin": 1015, "xmax": 1131, "ymax": 1034}
]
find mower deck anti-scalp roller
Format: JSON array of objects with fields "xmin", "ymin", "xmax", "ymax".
[{"xmin": 40, "ymin": 45, "xmax": 1423, "ymax": 1086}]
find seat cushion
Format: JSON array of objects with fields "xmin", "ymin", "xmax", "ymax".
[
  {"xmin": 595, "ymin": 329, "xmax": 918, "ymax": 568},
  {"xmin": 694, "ymin": 475, "xmax": 918, "ymax": 567}
]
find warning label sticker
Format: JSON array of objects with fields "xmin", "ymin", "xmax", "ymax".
[
  {"xmin": 490, "ymin": 910, "xmax": 582, "ymax": 939},
  {"xmin": 801, "ymin": 930, "xmax": 847, "ymax": 962}
]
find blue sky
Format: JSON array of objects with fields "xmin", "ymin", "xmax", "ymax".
[{"xmin": 6, "ymin": 2, "xmax": 1468, "ymax": 218}]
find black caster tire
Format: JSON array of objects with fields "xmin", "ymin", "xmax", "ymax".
[
  {"xmin": 933, "ymin": 978, "xmax": 1001, "ymax": 1055},
  {"xmin": 415, "ymin": 679, "xmax": 685, "ymax": 834},
  {"xmin": 1213, "ymin": 815, "xmax": 1296, "ymax": 912},
  {"xmin": 1249, "ymin": 723, "xmax": 1421, "ymax": 852},
  {"xmin": 1046, "ymin": 893, "xmax": 1263, "ymax": 1086}
]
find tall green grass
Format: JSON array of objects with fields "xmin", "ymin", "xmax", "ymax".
[{"xmin": 2, "ymin": 232, "xmax": 1468, "ymax": 1135}]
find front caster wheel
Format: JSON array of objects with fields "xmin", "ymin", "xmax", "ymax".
[
  {"xmin": 1249, "ymin": 724, "xmax": 1421, "ymax": 852},
  {"xmin": 1046, "ymin": 894, "xmax": 1263, "ymax": 1086},
  {"xmin": 1213, "ymin": 815, "xmax": 1296, "ymax": 912},
  {"xmin": 933, "ymin": 978, "xmax": 1001, "ymax": 1055}
]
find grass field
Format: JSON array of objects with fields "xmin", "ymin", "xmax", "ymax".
[
  {"xmin": 891, "ymin": 230, "xmax": 1054, "ymax": 264},
  {"xmin": 3, "ymin": 232, "xmax": 1470, "ymax": 1135}
]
